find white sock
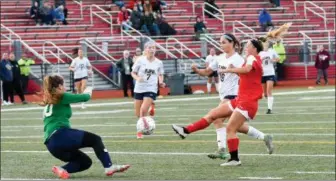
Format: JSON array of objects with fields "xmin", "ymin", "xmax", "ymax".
[
  {"xmin": 267, "ymin": 97, "xmax": 274, "ymax": 110},
  {"xmin": 215, "ymin": 83, "xmax": 219, "ymax": 92},
  {"xmin": 247, "ymin": 126, "xmax": 265, "ymax": 140},
  {"xmin": 216, "ymin": 127, "xmax": 227, "ymax": 149},
  {"xmin": 207, "ymin": 83, "xmax": 212, "ymax": 93}
]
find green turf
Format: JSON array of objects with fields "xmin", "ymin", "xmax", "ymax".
[{"xmin": 1, "ymin": 87, "xmax": 335, "ymax": 180}]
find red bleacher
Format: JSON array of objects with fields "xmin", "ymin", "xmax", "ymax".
[{"xmin": 1, "ymin": 0, "xmax": 334, "ymax": 83}]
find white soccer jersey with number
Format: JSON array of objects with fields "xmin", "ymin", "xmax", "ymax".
[
  {"xmin": 260, "ymin": 48, "xmax": 279, "ymax": 76},
  {"xmin": 70, "ymin": 57, "xmax": 91, "ymax": 79},
  {"xmin": 209, "ymin": 53, "xmax": 244, "ymax": 100},
  {"xmin": 132, "ymin": 56, "xmax": 164, "ymax": 94}
]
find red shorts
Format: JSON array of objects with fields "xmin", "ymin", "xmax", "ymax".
[{"xmin": 228, "ymin": 98, "xmax": 259, "ymax": 120}]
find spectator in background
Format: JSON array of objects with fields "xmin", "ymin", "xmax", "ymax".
[
  {"xmin": 315, "ymin": 45, "xmax": 330, "ymax": 85},
  {"xmin": 133, "ymin": 48, "xmax": 143, "ymax": 63},
  {"xmin": 31, "ymin": 0, "xmax": 42, "ymax": 8},
  {"xmin": 9, "ymin": 53, "xmax": 27, "ymax": 104},
  {"xmin": 18, "ymin": 54, "xmax": 35, "ymax": 93},
  {"xmin": 194, "ymin": 16, "xmax": 207, "ymax": 41},
  {"xmin": 269, "ymin": 0, "xmax": 280, "ymax": 7},
  {"xmin": 204, "ymin": 0, "xmax": 220, "ymax": 18},
  {"xmin": 40, "ymin": 2, "xmax": 54, "ymax": 25},
  {"xmin": 144, "ymin": 0, "xmax": 153, "ymax": 13},
  {"xmin": 52, "ymin": 5, "xmax": 66, "ymax": 25},
  {"xmin": 116, "ymin": 50, "xmax": 134, "ymax": 97},
  {"xmin": 155, "ymin": 13, "xmax": 176, "ymax": 36},
  {"xmin": 131, "ymin": 6, "xmax": 142, "ymax": 30},
  {"xmin": 0, "ymin": 53, "xmax": 13, "ymax": 106},
  {"xmin": 113, "ymin": 0, "xmax": 125, "ymax": 8},
  {"xmin": 118, "ymin": 6, "xmax": 132, "ymax": 31},
  {"xmin": 141, "ymin": 11, "xmax": 160, "ymax": 36},
  {"xmin": 30, "ymin": 1, "xmax": 41, "ymax": 25},
  {"xmin": 273, "ymin": 40, "xmax": 286, "ymax": 81},
  {"xmin": 152, "ymin": 0, "xmax": 167, "ymax": 15},
  {"xmin": 259, "ymin": 9, "xmax": 273, "ymax": 32}
]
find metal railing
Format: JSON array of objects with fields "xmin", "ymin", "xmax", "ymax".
[
  {"xmin": 188, "ymin": 0, "xmax": 196, "ymax": 15},
  {"xmin": 202, "ymin": 34, "xmax": 223, "ymax": 53},
  {"xmin": 233, "ymin": 20, "xmax": 256, "ymax": 38},
  {"xmin": 42, "ymin": 41, "xmax": 73, "ymax": 73},
  {"xmin": 73, "ymin": 0, "xmax": 83, "ymax": 20},
  {"xmin": 304, "ymin": 1, "xmax": 327, "ymax": 29},
  {"xmin": 166, "ymin": 38, "xmax": 205, "ymax": 61},
  {"xmin": 90, "ymin": 4, "xmax": 114, "ymax": 35},
  {"xmin": 1, "ymin": 24, "xmax": 52, "ymax": 65},
  {"xmin": 203, "ymin": 2, "xmax": 225, "ymax": 31},
  {"xmin": 82, "ymin": 39, "xmax": 121, "ymax": 86}
]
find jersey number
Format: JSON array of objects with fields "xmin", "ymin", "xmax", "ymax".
[
  {"xmin": 219, "ymin": 73, "xmax": 225, "ymax": 82},
  {"xmin": 43, "ymin": 105, "xmax": 53, "ymax": 118},
  {"xmin": 146, "ymin": 73, "xmax": 151, "ymax": 80}
]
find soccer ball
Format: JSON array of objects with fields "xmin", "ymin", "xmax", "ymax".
[{"xmin": 137, "ymin": 116, "xmax": 156, "ymax": 135}]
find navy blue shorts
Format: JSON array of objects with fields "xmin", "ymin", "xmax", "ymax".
[
  {"xmin": 45, "ymin": 128, "xmax": 84, "ymax": 149},
  {"xmin": 134, "ymin": 92, "xmax": 157, "ymax": 100},
  {"xmin": 223, "ymin": 95, "xmax": 237, "ymax": 100},
  {"xmin": 262, "ymin": 75, "xmax": 276, "ymax": 83},
  {"xmin": 208, "ymin": 71, "xmax": 218, "ymax": 78},
  {"xmin": 74, "ymin": 76, "xmax": 88, "ymax": 83}
]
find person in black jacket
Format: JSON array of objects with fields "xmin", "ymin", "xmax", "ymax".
[
  {"xmin": 0, "ymin": 53, "xmax": 14, "ymax": 106},
  {"xmin": 30, "ymin": 1, "xmax": 41, "ymax": 25},
  {"xmin": 9, "ymin": 53, "xmax": 27, "ymax": 104},
  {"xmin": 116, "ymin": 50, "xmax": 134, "ymax": 97},
  {"xmin": 194, "ymin": 16, "xmax": 207, "ymax": 40}
]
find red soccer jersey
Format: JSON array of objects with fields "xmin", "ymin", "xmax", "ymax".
[{"xmin": 237, "ymin": 55, "xmax": 263, "ymax": 101}]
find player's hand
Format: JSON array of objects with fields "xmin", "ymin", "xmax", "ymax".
[
  {"xmin": 191, "ymin": 63, "xmax": 198, "ymax": 73},
  {"xmin": 137, "ymin": 77, "xmax": 144, "ymax": 82},
  {"xmin": 159, "ymin": 82, "xmax": 166, "ymax": 88},
  {"xmin": 88, "ymin": 71, "xmax": 93, "ymax": 77}
]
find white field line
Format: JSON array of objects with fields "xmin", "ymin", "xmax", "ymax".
[
  {"xmin": 1, "ymin": 133, "xmax": 335, "ymax": 139},
  {"xmin": 1, "ymin": 100, "xmax": 335, "ymax": 116},
  {"xmin": 239, "ymin": 177, "xmax": 283, "ymax": 180},
  {"xmin": 1, "ymin": 121, "xmax": 335, "ymax": 129},
  {"xmin": 299, "ymin": 96, "xmax": 335, "ymax": 100},
  {"xmin": 1, "ymin": 110, "xmax": 336, "ymax": 122},
  {"xmin": 1, "ymin": 89, "xmax": 335, "ymax": 112},
  {"xmin": 1, "ymin": 150, "xmax": 334, "ymax": 158},
  {"xmin": 294, "ymin": 171, "xmax": 335, "ymax": 174}
]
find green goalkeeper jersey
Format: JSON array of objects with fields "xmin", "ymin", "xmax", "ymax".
[{"xmin": 43, "ymin": 93, "xmax": 91, "ymax": 142}]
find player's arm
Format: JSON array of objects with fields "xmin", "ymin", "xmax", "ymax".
[
  {"xmin": 220, "ymin": 55, "xmax": 254, "ymax": 74},
  {"xmin": 69, "ymin": 60, "xmax": 75, "ymax": 71},
  {"xmin": 131, "ymin": 61, "xmax": 143, "ymax": 82},
  {"xmin": 158, "ymin": 62, "xmax": 165, "ymax": 87},
  {"xmin": 271, "ymin": 50, "xmax": 280, "ymax": 62},
  {"xmin": 192, "ymin": 62, "xmax": 214, "ymax": 76},
  {"xmin": 60, "ymin": 93, "xmax": 91, "ymax": 104}
]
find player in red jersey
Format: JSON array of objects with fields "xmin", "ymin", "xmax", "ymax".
[{"xmin": 172, "ymin": 39, "xmax": 264, "ymax": 166}]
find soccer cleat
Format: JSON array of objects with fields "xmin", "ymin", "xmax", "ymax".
[
  {"xmin": 220, "ymin": 159, "xmax": 242, "ymax": 167},
  {"xmin": 105, "ymin": 164, "xmax": 131, "ymax": 176},
  {"xmin": 172, "ymin": 124, "xmax": 187, "ymax": 139},
  {"xmin": 81, "ymin": 103, "xmax": 86, "ymax": 109},
  {"xmin": 52, "ymin": 166, "xmax": 70, "ymax": 179},
  {"xmin": 148, "ymin": 103, "xmax": 155, "ymax": 116},
  {"xmin": 1, "ymin": 101, "xmax": 8, "ymax": 106},
  {"xmin": 264, "ymin": 134, "xmax": 274, "ymax": 154},
  {"xmin": 207, "ymin": 148, "xmax": 229, "ymax": 160},
  {"xmin": 137, "ymin": 132, "xmax": 143, "ymax": 139},
  {"xmin": 266, "ymin": 109, "xmax": 272, "ymax": 114}
]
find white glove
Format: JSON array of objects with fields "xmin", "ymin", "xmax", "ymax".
[{"xmin": 83, "ymin": 86, "xmax": 93, "ymax": 97}]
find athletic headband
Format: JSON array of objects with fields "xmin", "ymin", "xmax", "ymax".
[
  {"xmin": 223, "ymin": 34, "xmax": 233, "ymax": 41},
  {"xmin": 250, "ymin": 39, "xmax": 263, "ymax": 53}
]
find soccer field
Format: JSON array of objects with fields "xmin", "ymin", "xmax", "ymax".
[{"xmin": 1, "ymin": 87, "xmax": 335, "ymax": 180}]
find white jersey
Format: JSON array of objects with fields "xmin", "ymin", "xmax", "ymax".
[
  {"xmin": 132, "ymin": 56, "xmax": 164, "ymax": 94},
  {"xmin": 260, "ymin": 48, "xmax": 279, "ymax": 76},
  {"xmin": 70, "ymin": 57, "xmax": 91, "ymax": 79},
  {"xmin": 209, "ymin": 53, "xmax": 244, "ymax": 100},
  {"xmin": 205, "ymin": 55, "xmax": 216, "ymax": 68}
]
